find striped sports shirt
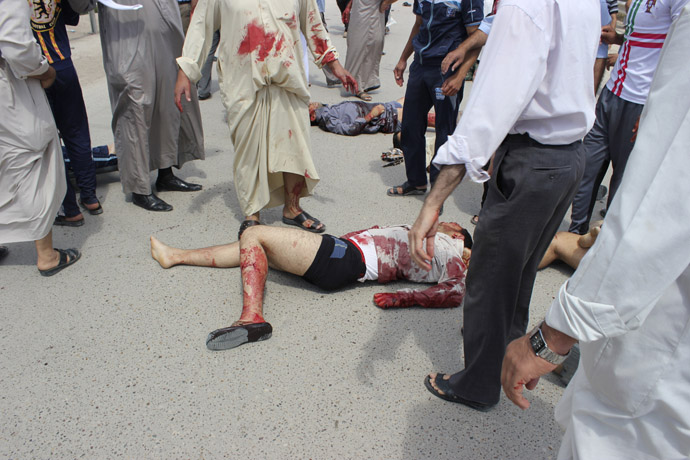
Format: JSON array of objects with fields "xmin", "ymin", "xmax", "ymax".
[{"xmin": 606, "ymin": 0, "xmax": 688, "ymax": 104}]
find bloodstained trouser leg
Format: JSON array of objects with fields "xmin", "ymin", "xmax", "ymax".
[{"xmin": 447, "ymin": 135, "xmax": 585, "ymax": 406}]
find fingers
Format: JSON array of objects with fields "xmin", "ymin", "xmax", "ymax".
[
  {"xmin": 441, "ymin": 57, "xmax": 452, "ymax": 75},
  {"xmin": 503, "ymin": 378, "xmax": 531, "ymax": 410},
  {"xmin": 175, "ymin": 91, "xmax": 184, "ymax": 113}
]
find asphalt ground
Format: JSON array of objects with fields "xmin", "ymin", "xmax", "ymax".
[{"xmin": 1, "ymin": 5, "xmax": 610, "ymax": 459}]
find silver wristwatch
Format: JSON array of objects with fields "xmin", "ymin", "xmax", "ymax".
[{"xmin": 529, "ymin": 323, "xmax": 569, "ymax": 365}]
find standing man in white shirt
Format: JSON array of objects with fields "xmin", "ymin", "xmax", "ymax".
[
  {"xmin": 502, "ymin": 9, "xmax": 690, "ymax": 456},
  {"xmin": 408, "ymin": 0, "xmax": 600, "ymax": 411}
]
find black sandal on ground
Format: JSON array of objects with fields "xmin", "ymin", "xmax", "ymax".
[
  {"xmin": 206, "ymin": 322, "xmax": 273, "ymax": 351},
  {"xmin": 80, "ymin": 199, "xmax": 103, "ymax": 215},
  {"xmin": 387, "ymin": 181, "xmax": 426, "ymax": 196},
  {"xmin": 38, "ymin": 248, "xmax": 81, "ymax": 277},
  {"xmin": 238, "ymin": 219, "xmax": 261, "ymax": 239},
  {"xmin": 424, "ymin": 373, "xmax": 494, "ymax": 412},
  {"xmin": 282, "ymin": 211, "xmax": 325, "ymax": 233}
]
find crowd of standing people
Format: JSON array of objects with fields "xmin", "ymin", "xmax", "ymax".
[{"xmin": 1, "ymin": 0, "xmax": 689, "ymax": 458}]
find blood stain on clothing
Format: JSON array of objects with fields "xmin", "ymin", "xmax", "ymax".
[
  {"xmin": 311, "ymin": 35, "xmax": 329, "ymax": 56},
  {"xmin": 285, "ymin": 14, "xmax": 297, "ymax": 29},
  {"xmin": 304, "ymin": 169, "xmax": 311, "ymax": 179},
  {"xmin": 288, "ymin": 129, "xmax": 293, "ymax": 139},
  {"xmin": 238, "ymin": 20, "xmax": 277, "ymax": 62}
]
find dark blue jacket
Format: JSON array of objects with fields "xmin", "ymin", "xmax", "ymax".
[{"xmin": 412, "ymin": 0, "xmax": 484, "ymax": 66}]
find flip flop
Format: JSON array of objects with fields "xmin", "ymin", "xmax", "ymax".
[
  {"xmin": 206, "ymin": 322, "xmax": 273, "ymax": 351},
  {"xmin": 282, "ymin": 211, "xmax": 325, "ymax": 233},
  {"xmin": 38, "ymin": 248, "xmax": 81, "ymax": 277},
  {"xmin": 238, "ymin": 219, "xmax": 261, "ymax": 239},
  {"xmin": 424, "ymin": 373, "xmax": 494, "ymax": 412},
  {"xmin": 54, "ymin": 215, "xmax": 84, "ymax": 227},
  {"xmin": 387, "ymin": 181, "xmax": 426, "ymax": 196},
  {"xmin": 80, "ymin": 199, "xmax": 103, "ymax": 215},
  {"xmin": 356, "ymin": 91, "xmax": 372, "ymax": 102}
]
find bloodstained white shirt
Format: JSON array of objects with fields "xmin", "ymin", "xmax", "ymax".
[{"xmin": 433, "ymin": 0, "xmax": 600, "ymax": 182}]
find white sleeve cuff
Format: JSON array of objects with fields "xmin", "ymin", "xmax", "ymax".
[
  {"xmin": 545, "ymin": 281, "xmax": 631, "ymax": 343},
  {"xmin": 432, "ymin": 135, "xmax": 490, "ymax": 183},
  {"xmin": 176, "ymin": 56, "xmax": 202, "ymax": 84}
]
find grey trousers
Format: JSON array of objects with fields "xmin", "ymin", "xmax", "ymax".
[
  {"xmin": 568, "ymin": 87, "xmax": 643, "ymax": 234},
  {"xmin": 447, "ymin": 134, "xmax": 585, "ymax": 406},
  {"xmin": 197, "ymin": 30, "xmax": 220, "ymax": 98}
]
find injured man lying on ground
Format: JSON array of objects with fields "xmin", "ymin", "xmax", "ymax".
[
  {"xmin": 309, "ymin": 97, "xmax": 436, "ymax": 137},
  {"xmin": 151, "ymin": 222, "xmax": 472, "ymax": 351}
]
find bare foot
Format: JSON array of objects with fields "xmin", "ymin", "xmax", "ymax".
[
  {"xmin": 578, "ymin": 225, "xmax": 601, "ymax": 249},
  {"xmin": 150, "ymin": 236, "xmax": 175, "ymax": 269},
  {"xmin": 427, "ymin": 372, "xmax": 451, "ymax": 395}
]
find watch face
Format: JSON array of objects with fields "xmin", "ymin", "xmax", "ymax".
[{"xmin": 530, "ymin": 330, "xmax": 545, "ymax": 353}]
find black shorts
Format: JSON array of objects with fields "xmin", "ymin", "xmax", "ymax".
[{"xmin": 302, "ymin": 235, "xmax": 365, "ymax": 291}]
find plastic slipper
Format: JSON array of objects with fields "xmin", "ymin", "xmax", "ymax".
[
  {"xmin": 206, "ymin": 322, "xmax": 273, "ymax": 351},
  {"xmin": 387, "ymin": 181, "xmax": 426, "ymax": 196},
  {"xmin": 282, "ymin": 211, "xmax": 325, "ymax": 233},
  {"xmin": 424, "ymin": 373, "xmax": 494, "ymax": 412},
  {"xmin": 356, "ymin": 91, "xmax": 372, "ymax": 102},
  {"xmin": 238, "ymin": 219, "xmax": 261, "ymax": 239},
  {"xmin": 80, "ymin": 199, "xmax": 103, "ymax": 215},
  {"xmin": 38, "ymin": 248, "xmax": 81, "ymax": 277},
  {"xmin": 54, "ymin": 215, "xmax": 84, "ymax": 227}
]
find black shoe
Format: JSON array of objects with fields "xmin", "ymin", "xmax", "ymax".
[
  {"xmin": 206, "ymin": 322, "xmax": 273, "ymax": 351},
  {"xmin": 155, "ymin": 176, "xmax": 202, "ymax": 192},
  {"xmin": 132, "ymin": 193, "xmax": 173, "ymax": 212},
  {"xmin": 198, "ymin": 93, "xmax": 211, "ymax": 100},
  {"xmin": 0, "ymin": 246, "xmax": 8, "ymax": 261}
]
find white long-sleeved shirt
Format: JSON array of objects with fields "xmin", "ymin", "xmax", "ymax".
[
  {"xmin": 545, "ymin": 7, "xmax": 690, "ymax": 458},
  {"xmin": 433, "ymin": 0, "xmax": 600, "ymax": 182}
]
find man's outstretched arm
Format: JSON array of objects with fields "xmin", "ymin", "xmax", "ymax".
[
  {"xmin": 409, "ymin": 164, "xmax": 466, "ymax": 270},
  {"xmin": 373, "ymin": 279, "xmax": 465, "ymax": 309}
]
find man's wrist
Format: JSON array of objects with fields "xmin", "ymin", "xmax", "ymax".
[{"xmin": 541, "ymin": 322, "xmax": 576, "ymax": 356}]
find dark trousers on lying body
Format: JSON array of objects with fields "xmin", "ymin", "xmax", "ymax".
[
  {"xmin": 401, "ymin": 60, "xmax": 461, "ymax": 187},
  {"xmin": 448, "ymin": 134, "xmax": 585, "ymax": 406},
  {"xmin": 45, "ymin": 61, "xmax": 96, "ymax": 217}
]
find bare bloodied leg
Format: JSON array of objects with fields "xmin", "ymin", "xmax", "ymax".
[
  {"xmin": 153, "ymin": 225, "xmax": 323, "ymax": 350},
  {"xmin": 150, "ymin": 236, "xmax": 240, "ymax": 269},
  {"xmin": 282, "ymin": 172, "xmax": 324, "ymax": 231}
]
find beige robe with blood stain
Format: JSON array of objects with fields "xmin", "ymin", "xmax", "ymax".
[{"xmin": 178, "ymin": 0, "xmax": 338, "ymax": 216}]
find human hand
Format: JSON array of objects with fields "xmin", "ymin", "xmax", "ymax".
[
  {"xmin": 31, "ymin": 65, "xmax": 56, "ymax": 89},
  {"xmin": 342, "ymin": 2, "xmax": 352, "ymax": 24},
  {"xmin": 630, "ymin": 116, "xmax": 640, "ymax": 143},
  {"xmin": 606, "ymin": 52, "xmax": 618, "ymax": 70},
  {"xmin": 380, "ymin": 0, "xmax": 397, "ymax": 13},
  {"xmin": 328, "ymin": 60, "xmax": 358, "ymax": 94},
  {"xmin": 394, "ymin": 59, "xmax": 407, "ymax": 87},
  {"xmin": 409, "ymin": 204, "xmax": 441, "ymax": 271},
  {"xmin": 373, "ymin": 292, "xmax": 410, "ymax": 308},
  {"xmin": 441, "ymin": 71, "xmax": 463, "ymax": 97},
  {"xmin": 365, "ymin": 104, "xmax": 385, "ymax": 122},
  {"xmin": 501, "ymin": 335, "xmax": 557, "ymax": 410},
  {"xmin": 441, "ymin": 47, "xmax": 466, "ymax": 74},
  {"xmin": 174, "ymin": 68, "xmax": 191, "ymax": 113},
  {"xmin": 600, "ymin": 24, "xmax": 620, "ymax": 46}
]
